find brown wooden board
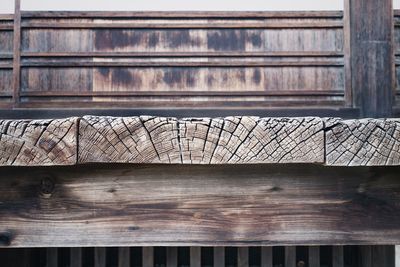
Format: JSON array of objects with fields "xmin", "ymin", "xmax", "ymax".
[{"xmin": 0, "ymin": 164, "xmax": 400, "ymax": 247}]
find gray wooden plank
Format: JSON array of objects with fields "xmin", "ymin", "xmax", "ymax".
[
  {"xmin": 190, "ymin": 247, "xmax": 201, "ymax": 267},
  {"xmin": 261, "ymin": 247, "xmax": 273, "ymax": 267},
  {"xmin": 143, "ymin": 247, "xmax": 154, "ymax": 267},
  {"xmin": 214, "ymin": 247, "xmax": 225, "ymax": 267}
]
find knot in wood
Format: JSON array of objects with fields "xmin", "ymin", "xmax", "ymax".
[
  {"xmin": 0, "ymin": 231, "xmax": 12, "ymax": 246},
  {"xmin": 39, "ymin": 177, "xmax": 55, "ymax": 198}
]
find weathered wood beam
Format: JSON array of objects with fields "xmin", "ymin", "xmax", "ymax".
[
  {"xmin": 0, "ymin": 164, "xmax": 399, "ymax": 247},
  {"xmin": 0, "ymin": 116, "xmax": 400, "ymax": 166},
  {"xmin": 0, "ymin": 118, "xmax": 78, "ymax": 166}
]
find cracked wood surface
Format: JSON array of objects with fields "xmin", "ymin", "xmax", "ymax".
[
  {"xmin": 325, "ymin": 119, "xmax": 400, "ymax": 166},
  {"xmin": 0, "ymin": 118, "xmax": 78, "ymax": 166},
  {"xmin": 79, "ymin": 116, "xmax": 324, "ymax": 164},
  {"xmin": 1, "ymin": 116, "xmax": 400, "ymax": 166}
]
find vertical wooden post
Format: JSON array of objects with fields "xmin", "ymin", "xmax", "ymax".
[
  {"xmin": 261, "ymin": 247, "xmax": 273, "ymax": 267},
  {"xmin": 396, "ymin": 246, "xmax": 400, "ymax": 267},
  {"xmin": 190, "ymin": 247, "xmax": 201, "ymax": 267},
  {"xmin": 213, "ymin": 247, "xmax": 225, "ymax": 267},
  {"xmin": 142, "ymin": 247, "xmax": 154, "ymax": 267},
  {"xmin": 12, "ymin": 0, "xmax": 21, "ymax": 107},
  {"xmin": 349, "ymin": 0, "xmax": 394, "ymax": 117}
]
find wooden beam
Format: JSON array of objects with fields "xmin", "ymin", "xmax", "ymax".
[
  {"xmin": 350, "ymin": 0, "xmax": 394, "ymax": 117},
  {"xmin": 0, "ymin": 116, "xmax": 400, "ymax": 166},
  {"xmin": 325, "ymin": 119, "xmax": 400, "ymax": 166},
  {"xmin": 0, "ymin": 164, "xmax": 400, "ymax": 247},
  {"xmin": 0, "ymin": 118, "xmax": 78, "ymax": 166},
  {"xmin": 78, "ymin": 116, "xmax": 324, "ymax": 164}
]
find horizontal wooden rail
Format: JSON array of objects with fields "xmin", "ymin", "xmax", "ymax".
[
  {"xmin": 20, "ymin": 51, "xmax": 345, "ymax": 58},
  {"xmin": 0, "ymin": 116, "xmax": 398, "ymax": 166},
  {"xmin": 20, "ymin": 11, "xmax": 344, "ymax": 18},
  {"xmin": 19, "ymin": 90, "xmax": 345, "ymax": 97},
  {"xmin": 20, "ymin": 21, "xmax": 344, "ymax": 29}
]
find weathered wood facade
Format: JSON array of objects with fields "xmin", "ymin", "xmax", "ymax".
[{"xmin": 1, "ymin": 0, "xmax": 400, "ymax": 266}]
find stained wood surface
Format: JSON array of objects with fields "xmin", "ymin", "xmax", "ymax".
[
  {"xmin": 0, "ymin": 117, "xmax": 78, "ymax": 166},
  {"xmin": 2, "ymin": 10, "xmax": 348, "ymax": 109},
  {"xmin": 1, "ymin": 164, "xmax": 400, "ymax": 247},
  {"xmin": 1, "ymin": 116, "xmax": 400, "ymax": 166}
]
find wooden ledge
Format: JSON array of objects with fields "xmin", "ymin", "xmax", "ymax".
[{"xmin": 0, "ymin": 116, "xmax": 399, "ymax": 166}]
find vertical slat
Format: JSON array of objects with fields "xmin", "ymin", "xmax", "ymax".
[
  {"xmin": 238, "ymin": 247, "xmax": 249, "ymax": 267},
  {"xmin": 308, "ymin": 246, "xmax": 320, "ymax": 267},
  {"xmin": 371, "ymin": 245, "xmax": 395, "ymax": 267},
  {"xmin": 396, "ymin": 246, "xmax": 400, "ymax": 267},
  {"xmin": 12, "ymin": 0, "xmax": 21, "ymax": 107},
  {"xmin": 285, "ymin": 247, "xmax": 296, "ymax": 267},
  {"xmin": 143, "ymin": 247, "xmax": 154, "ymax": 267},
  {"xmin": 261, "ymin": 247, "xmax": 273, "ymax": 267},
  {"xmin": 118, "ymin": 247, "xmax": 130, "ymax": 267},
  {"xmin": 343, "ymin": 0, "xmax": 352, "ymax": 107},
  {"xmin": 70, "ymin": 248, "xmax": 82, "ymax": 267},
  {"xmin": 190, "ymin": 247, "xmax": 201, "ymax": 267},
  {"xmin": 167, "ymin": 247, "xmax": 178, "ymax": 267},
  {"xmin": 214, "ymin": 247, "xmax": 225, "ymax": 267},
  {"xmin": 359, "ymin": 246, "xmax": 372, "ymax": 267},
  {"xmin": 46, "ymin": 248, "xmax": 58, "ymax": 267},
  {"xmin": 94, "ymin": 247, "xmax": 106, "ymax": 267},
  {"xmin": 332, "ymin": 246, "xmax": 344, "ymax": 267}
]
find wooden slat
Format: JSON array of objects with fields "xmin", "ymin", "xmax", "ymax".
[
  {"xmin": 142, "ymin": 247, "xmax": 154, "ymax": 267},
  {"xmin": 46, "ymin": 248, "xmax": 58, "ymax": 267},
  {"xmin": 190, "ymin": 247, "xmax": 201, "ymax": 267},
  {"xmin": 118, "ymin": 247, "xmax": 130, "ymax": 267},
  {"xmin": 238, "ymin": 247, "xmax": 249, "ymax": 267},
  {"xmin": 20, "ymin": 60, "xmax": 344, "ymax": 67},
  {"xmin": 70, "ymin": 247, "xmax": 82, "ymax": 267},
  {"xmin": 12, "ymin": 0, "xmax": 21, "ymax": 107},
  {"xmin": 20, "ymin": 51, "xmax": 345, "ymax": 58},
  {"xmin": 94, "ymin": 247, "xmax": 106, "ymax": 267},
  {"xmin": 214, "ymin": 247, "xmax": 225, "ymax": 267},
  {"xmin": 20, "ymin": 11, "xmax": 344, "ymax": 19},
  {"xmin": 21, "ymin": 21, "xmax": 344, "ymax": 29},
  {"xmin": 19, "ymin": 90, "xmax": 345, "ymax": 97},
  {"xmin": 308, "ymin": 246, "xmax": 320, "ymax": 267},
  {"xmin": 396, "ymin": 246, "xmax": 400, "ymax": 267},
  {"xmin": 167, "ymin": 247, "xmax": 177, "ymax": 267},
  {"xmin": 261, "ymin": 247, "xmax": 273, "ymax": 267},
  {"xmin": 285, "ymin": 247, "xmax": 296, "ymax": 267},
  {"xmin": 332, "ymin": 246, "xmax": 344, "ymax": 267},
  {"xmin": 343, "ymin": 0, "xmax": 352, "ymax": 107}
]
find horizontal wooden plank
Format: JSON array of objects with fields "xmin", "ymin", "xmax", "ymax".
[
  {"xmin": 0, "ymin": 164, "xmax": 399, "ymax": 247},
  {"xmin": 21, "ymin": 21, "xmax": 344, "ymax": 29},
  {"xmin": 0, "ymin": 117, "xmax": 78, "ymax": 166},
  {"xmin": 20, "ymin": 60, "xmax": 344, "ymax": 67},
  {"xmin": 325, "ymin": 119, "xmax": 400, "ymax": 166},
  {"xmin": 78, "ymin": 116, "xmax": 324, "ymax": 164},
  {"xmin": 20, "ymin": 11, "xmax": 344, "ymax": 19},
  {"xmin": 20, "ymin": 51, "xmax": 345, "ymax": 58},
  {"xmin": 19, "ymin": 90, "xmax": 345, "ymax": 98}
]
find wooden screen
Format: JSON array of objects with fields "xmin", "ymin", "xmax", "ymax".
[{"xmin": 0, "ymin": 11, "xmax": 352, "ymax": 111}]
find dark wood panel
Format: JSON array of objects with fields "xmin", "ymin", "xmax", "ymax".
[{"xmin": 0, "ymin": 164, "xmax": 400, "ymax": 247}]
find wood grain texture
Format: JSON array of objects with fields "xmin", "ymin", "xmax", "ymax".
[
  {"xmin": 78, "ymin": 116, "xmax": 181, "ymax": 164},
  {"xmin": 78, "ymin": 116, "xmax": 324, "ymax": 164},
  {"xmin": 0, "ymin": 117, "xmax": 78, "ymax": 166},
  {"xmin": 0, "ymin": 164, "xmax": 399, "ymax": 247},
  {"xmin": 325, "ymin": 119, "xmax": 400, "ymax": 166}
]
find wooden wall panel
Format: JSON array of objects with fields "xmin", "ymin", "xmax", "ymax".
[{"xmin": 5, "ymin": 11, "xmax": 349, "ymax": 109}]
